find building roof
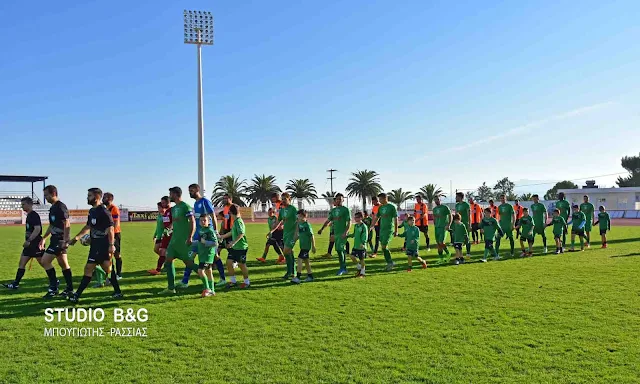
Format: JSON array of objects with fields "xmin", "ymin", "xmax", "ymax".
[
  {"xmin": 559, "ymin": 187, "xmax": 640, "ymax": 194},
  {"xmin": 0, "ymin": 175, "xmax": 48, "ymax": 183}
]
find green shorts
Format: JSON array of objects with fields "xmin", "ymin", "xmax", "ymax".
[
  {"xmin": 166, "ymin": 240, "xmax": 193, "ymax": 262},
  {"xmin": 283, "ymin": 233, "xmax": 296, "ymax": 249},
  {"xmin": 198, "ymin": 250, "xmax": 216, "ymax": 265},
  {"xmin": 534, "ymin": 224, "xmax": 546, "ymax": 235},
  {"xmin": 334, "ymin": 237, "xmax": 346, "ymax": 252},
  {"xmin": 435, "ymin": 227, "xmax": 447, "ymax": 243},
  {"xmin": 521, "ymin": 235, "xmax": 534, "ymax": 243},
  {"xmin": 379, "ymin": 230, "xmax": 393, "ymax": 246},
  {"xmin": 584, "ymin": 222, "xmax": 592, "ymax": 232}
]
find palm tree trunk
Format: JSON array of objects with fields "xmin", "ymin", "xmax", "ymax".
[
  {"xmin": 362, "ymin": 197, "xmax": 366, "ymax": 213},
  {"xmin": 261, "ymin": 201, "xmax": 267, "ymax": 212},
  {"xmin": 298, "ymin": 198, "xmax": 303, "ymax": 210}
]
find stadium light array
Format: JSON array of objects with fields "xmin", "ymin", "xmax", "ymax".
[{"xmin": 184, "ymin": 10, "xmax": 214, "ymax": 45}]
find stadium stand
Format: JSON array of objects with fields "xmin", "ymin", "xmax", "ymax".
[{"xmin": 0, "ymin": 175, "xmax": 48, "ymax": 210}]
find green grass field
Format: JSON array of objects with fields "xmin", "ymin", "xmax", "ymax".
[{"xmin": 0, "ymin": 222, "xmax": 639, "ymax": 383}]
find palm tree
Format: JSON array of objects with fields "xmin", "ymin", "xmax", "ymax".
[
  {"xmin": 416, "ymin": 184, "xmax": 446, "ymax": 208},
  {"xmin": 246, "ymin": 174, "xmax": 280, "ymax": 212},
  {"xmin": 321, "ymin": 191, "xmax": 336, "ymax": 207},
  {"xmin": 345, "ymin": 170, "xmax": 383, "ymax": 211},
  {"xmin": 519, "ymin": 193, "xmax": 534, "ymax": 201},
  {"xmin": 388, "ymin": 188, "xmax": 414, "ymax": 210},
  {"xmin": 285, "ymin": 179, "xmax": 318, "ymax": 209},
  {"xmin": 212, "ymin": 174, "xmax": 248, "ymax": 207}
]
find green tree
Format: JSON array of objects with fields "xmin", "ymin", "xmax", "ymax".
[
  {"xmin": 285, "ymin": 179, "xmax": 318, "ymax": 209},
  {"xmin": 387, "ymin": 189, "xmax": 414, "ymax": 210},
  {"xmin": 416, "ymin": 184, "xmax": 446, "ymax": 208},
  {"xmin": 345, "ymin": 170, "xmax": 383, "ymax": 211},
  {"xmin": 246, "ymin": 174, "xmax": 280, "ymax": 212},
  {"xmin": 212, "ymin": 175, "xmax": 248, "ymax": 207},
  {"xmin": 544, "ymin": 181, "xmax": 578, "ymax": 200},
  {"xmin": 476, "ymin": 182, "xmax": 493, "ymax": 202},
  {"xmin": 493, "ymin": 177, "xmax": 515, "ymax": 198},
  {"xmin": 518, "ymin": 193, "xmax": 534, "ymax": 201},
  {"xmin": 616, "ymin": 153, "xmax": 640, "ymax": 187},
  {"xmin": 506, "ymin": 192, "xmax": 519, "ymax": 201}
]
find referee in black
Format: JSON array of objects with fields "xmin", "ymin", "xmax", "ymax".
[{"xmin": 68, "ymin": 188, "xmax": 122, "ymax": 303}]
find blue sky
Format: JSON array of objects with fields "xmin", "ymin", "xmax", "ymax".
[{"xmin": 1, "ymin": 0, "xmax": 639, "ymax": 208}]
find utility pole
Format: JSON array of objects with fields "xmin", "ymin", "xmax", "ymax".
[{"xmin": 327, "ymin": 169, "xmax": 337, "ymax": 194}]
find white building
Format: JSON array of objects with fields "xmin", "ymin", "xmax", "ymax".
[{"xmin": 558, "ymin": 187, "xmax": 640, "ymax": 211}]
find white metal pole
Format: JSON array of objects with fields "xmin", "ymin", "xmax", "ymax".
[{"xmin": 196, "ymin": 36, "xmax": 206, "ymax": 197}]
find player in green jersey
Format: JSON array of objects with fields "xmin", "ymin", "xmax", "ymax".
[
  {"xmin": 348, "ymin": 212, "xmax": 369, "ymax": 277},
  {"xmin": 399, "ymin": 214, "xmax": 409, "ymax": 251},
  {"xmin": 450, "ymin": 213, "xmax": 469, "ymax": 265},
  {"xmin": 546, "ymin": 209, "xmax": 568, "ymax": 254},
  {"xmin": 454, "ymin": 192, "xmax": 472, "ymax": 257},
  {"xmin": 530, "ymin": 194, "xmax": 549, "ymax": 253},
  {"xmin": 594, "ymin": 206, "xmax": 611, "ymax": 248},
  {"xmin": 292, "ymin": 209, "xmax": 316, "ymax": 284},
  {"xmin": 272, "ymin": 192, "xmax": 299, "ymax": 280},
  {"xmin": 196, "ymin": 215, "xmax": 217, "ymax": 297},
  {"xmin": 370, "ymin": 192, "xmax": 399, "ymax": 271},
  {"xmin": 432, "ymin": 195, "xmax": 452, "ymax": 264},
  {"xmin": 159, "ymin": 187, "xmax": 197, "ymax": 294},
  {"xmin": 568, "ymin": 205, "xmax": 587, "ymax": 252},
  {"xmin": 318, "ymin": 193, "xmax": 351, "ymax": 275},
  {"xmin": 218, "ymin": 204, "xmax": 250, "ymax": 289},
  {"xmin": 480, "ymin": 208, "xmax": 503, "ymax": 262},
  {"xmin": 555, "ymin": 192, "xmax": 571, "ymax": 250},
  {"xmin": 398, "ymin": 215, "xmax": 427, "ymax": 271},
  {"xmin": 579, "ymin": 195, "xmax": 595, "ymax": 248},
  {"xmin": 257, "ymin": 208, "xmax": 284, "ymax": 263},
  {"xmin": 515, "ymin": 208, "xmax": 535, "ymax": 257},
  {"xmin": 496, "ymin": 194, "xmax": 516, "ymax": 257}
]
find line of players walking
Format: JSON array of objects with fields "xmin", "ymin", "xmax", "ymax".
[{"xmin": 2, "ymin": 185, "xmax": 613, "ymax": 302}]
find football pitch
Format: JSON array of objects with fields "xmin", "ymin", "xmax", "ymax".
[{"xmin": 0, "ymin": 222, "xmax": 639, "ymax": 384}]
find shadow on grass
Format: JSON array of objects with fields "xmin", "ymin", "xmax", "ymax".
[{"xmin": 611, "ymin": 252, "xmax": 640, "ymax": 258}]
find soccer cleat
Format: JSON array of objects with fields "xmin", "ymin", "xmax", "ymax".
[
  {"xmin": 201, "ymin": 289, "xmax": 211, "ymax": 297},
  {"xmin": 520, "ymin": 251, "xmax": 527, "ymax": 258},
  {"xmin": 202, "ymin": 289, "xmax": 215, "ymax": 297},
  {"xmin": 239, "ymin": 283, "xmax": 250, "ymax": 289},
  {"xmin": 60, "ymin": 288, "xmax": 73, "ymax": 298},
  {"xmin": 421, "ymin": 261, "xmax": 427, "ymax": 269},
  {"xmin": 427, "ymin": 248, "xmax": 431, "ymax": 252},
  {"xmin": 2, "ymin": 283, "xmax": 18, "ymax": 290},
  {"xmin": 256, "ymin": 257, "xmax": 266, "ymax": 263},
  {"xmin": 43, "ymin": 288, "xmax": 58, "ymax": 298},
  {"xmin": 555, "ymin": 250, "xmax": 561, "ymax": 255},
  {"xmin": 358, "ymin": 274, "xmax": 365, "ymax": 278},
  {"xmin": 602, "ymin": 244, "xmax": 608, "ymax": 249},
  {"xmin": 158, "ymin": 288, "xmax": 176, "ymax": 295},
  {"xmin": 291, "ymin": 277, "xmax": 301, "ymax": 284},
  {"xmin": 569, "ymin": 247, "xmax": 575, "ymax": 252},
  {"xmin": 354, "ymin": 269, "xmax": 361, "ymax": 277},
  {"xmin": 544, "ymin": 247, "xmax": 548, "ymax": 254},
  {"xmin": 336, "ymin": 269, "xmax": 347, "ymax": 276},
  {"xmin": 276, "ymin": 256, "xmax": 285, "ymax": 264},
  {"xmin": 493, "ymin": 255, "xmax": 501, "ymax": 261},
  {"xmin": 385, "ymin": 262, "xmax": 395, "ymax": 272},
  {"xmin": 455, "ymin": 259, "xmax": 460, "ymax": 265},
  {"xmin": 586, "ymin": 243, "xmax": 590, "ymax": 248},
  {"xmin": 304, "ymin": 276, "xmax": 314, "ymax": 282},
  {"xmin": 281, "ymin": 273, "xmax": 290, "ymax": 280},
  {"xmin": 92, "ymin": 282, "xmax": 105, "ymax": 288},
  {"xmin": 112, "ymin": 292, "xmax": 124, "ymax": 299},
  {"xmin": 116, "ymin": 275, "xmax": 122, "ymax": 281},
  {"xmin": 176, "ymin": 282, "xmax": 189, "ymax": 289},
  {"xmin": 148, "ymin": 269, "xmax": 161, "ymax": 275},
  {"xmin": 407, "ymin": 268, "xmax": 412, "ymax": 272},
  {"xmin": 67, "ymin": 293, "xmax": 79, "ymax": 304},
  {"xmin": 225, "ymin": 282, "xmax": 237, "ymax": 289},
  {"xmin": 481, "ymin": 258, "xmax": 487, "ymax": 263},
  {"xmin": 105, "ymin": 278, "xmax": 112, "ymax": 286},
  {"xmin": 370, "ymin": 253, "xmax": 377, "ymax": 258},
  {"xmin": 215, "ymin": 280, "xmax": 227, "ymax": 287}
]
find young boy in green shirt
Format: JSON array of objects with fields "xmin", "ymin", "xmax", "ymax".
[
  {"xmin": 348, "ymin": 212, "xmax": 369, "ymax": 278},
  {"xmin": 450, "ymin": 213, "xmax": 469, "ymax": 265},
  {"xmin": 197, "ymin": 216, "xmax": 217, "ymax": 297},
  {"xmin": 292, "ymin": 209, "xmax": 316, "ymax": 284},
  {"xmin": 546, "ymin": 209, "xmax": 568, "ymax": 255},
  {"xmin": 516, "ymin": 208, "xmax": 535, "ymax": 257},
  {"xmin": 363, "ymin": 211, "xmax": 374, "ymax": 253},
  {"xmin": 398, "ymin": 215, "xmax": 427, "ymax": 271},
  {"xmin": 568, "ymin": 204, "xmax": 587, "ymax": 252},
  {"xmin": 399, "ymin": 214, "xmax": 409, "ymax": 252},
  {"xmin": 480, "ymin": 208, "xmax": 503, "ymax": 262},
  {"xmin": 594, "ymin": 206, "xmax": 611, "ymax": 248},
  {"xmin": 258, "ymin": 208, "xmax": 284, "ymax": 263}
]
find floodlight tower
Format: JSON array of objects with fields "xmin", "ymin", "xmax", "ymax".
[{"xmin": 184, "ymin": 10, "xmax": 214, "ymax": 196}]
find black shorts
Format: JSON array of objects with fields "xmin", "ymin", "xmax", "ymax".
[
  {"xmin": 453, "ymin": 242, "xmax": 463, "ymax": 251},
  {"xmin": 600, "ymin": 229, "xmax": 607, "ymax": 236},
  {"xmin": 45, "ymin": 235, "xmax": 66, "ymax": 256},
  {"xmin": 227, "ymin": 249, "xmax": 247, "ymax": 264},
  {"xmin": 114, "ymin": 233, "xmax": 121, "ymax": 255},
  {"xmin": 515, "ymin": 219, "xmax": 521, "ymax": 227},
  {"xmin": 471, "ymin": 223, "xmax": 480, "ymax": 232},
  {"xmin": 484, "ymin": 240, "xmax": 494, "ymax": 249},
  {"xmin": 351, "ymin": 249, "xmax": 366, "ymax": 260},
  {"xmin": 87, "ymin": 241, "xmax": 110, "ymax": 264},
  {"xmin": 521, "ymin": 236, "xmax": 534, "ymax": 244},
  {"xmin": 571, "ymin": 229, "xmax": 585, "ymax": 236},
  {"xmin": 298, "ymin": 249, "xmax": 310, "ymax": 260},
  {"xmin": 417, "ymin": 224, "xmax": 428, "ymax": 233},
  {"xmin": 199, "ymin": 262, "xmax": 212, "ymax": 269},
  {"xmin": 22, "ymin": 241, "xmax": 44, "ymax": 258}
]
